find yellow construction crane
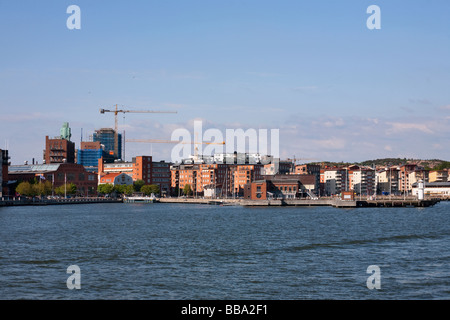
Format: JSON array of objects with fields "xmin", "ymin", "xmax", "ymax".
[{"xmin": 100, "ymin": 104, "xmax": 177, "ymax": 159}]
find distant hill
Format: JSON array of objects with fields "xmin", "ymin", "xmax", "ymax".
[
  {"xmin": 359, "ymin": 158, "xmax": 450, "ymax": 170},
  {"xmin": 311, "ymin": 158, "xmax": 450, "ymax": 170}
]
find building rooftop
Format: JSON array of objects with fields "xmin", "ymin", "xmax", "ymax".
[
  {"xmin": 263, "ymin": 174, "xmax": 316, "ymax": 185},
  {"xmin": 9, "ymin": 164, "xmax": 61, "ymax": 174},
  {"xmin": 412, "ymin": 181, "xmax": 450, "ymax": 188},
  {"xmin": 100, "ymin": 172, "xmax": 124, "ymax": 178}
]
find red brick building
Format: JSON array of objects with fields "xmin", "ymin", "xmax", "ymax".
[
  {"xmin": 44, "ymin": 136, "xmax": 75, "ymax": 164},
  {"xmin": 171, "ymin": 163, "xmax": 264, "ymax": 197},
  {"xmin": 8, "ymin": 163, "xmax": 97, "ymax": 196},
  {"xmin": 244, "ymin": 174, "xmax": 316, "ymax": 200},
  {"xmin": 1, "ymin": 149, "xmax": 9, "ymax": 197},
  {"xmin": 98, "ymin": 156, "xmax": 171, "ymax": 195}
]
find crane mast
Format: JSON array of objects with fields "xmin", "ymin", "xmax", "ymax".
[{"xmin": 100, "ymin": 104, "xmax": 177, "ymax": 159}]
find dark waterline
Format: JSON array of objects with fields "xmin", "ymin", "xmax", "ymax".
[{"xmin": 0, "ymin": 202, "xmax": 449, "ymax": 300}]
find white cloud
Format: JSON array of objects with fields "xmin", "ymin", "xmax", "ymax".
[
  {"xmin": 386, "ymin": 122, "xmax": 434, "ymax": 135},
  {"xmin": 312, "ymin": 138, "xmax": 346, "ymax": 150},
  {"xmin": 323, "ymin": 118, "xmax": 345, "ymax": 128}
]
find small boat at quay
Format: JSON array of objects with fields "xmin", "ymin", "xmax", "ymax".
[{"xmin": 123, "ymin": 195, "xmax": 159, "ymax": 203}]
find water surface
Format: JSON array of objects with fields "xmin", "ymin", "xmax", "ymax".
[{"xmin": 0, "ymin": 202, "xmax": 449, "ymax": 299}]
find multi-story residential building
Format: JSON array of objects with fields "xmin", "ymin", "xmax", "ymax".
[
  {"xmin": 151, "ymin": 161, "xmax": 171, "ymax": 195},
  {"xmin": 294, "ymin": 164, "xmax": 320, "ymax": 175},
  {"xmin": 376, "ymin": 167, "xmax": 399, "ymax": 195},
  {"xmin": 398, "ymin": 164, "xmax": 419, "ymax": 193},
  {"xmin": 131, "ymin": 156, "xmax": 152, "ymax": 183},
  {"xmin": 407, "ymin": 169, "xmax": 429, "ymax": 192},
  {"xmin": 170, "ymin": 162, "xmax": 264, "ymax": 197},
  {"xmin": 171, "ymin": 163, "xmax": 201, "ymax": 195},
  {"xmin": 319, "ymin": 168, "xmax": 325, "ymax": 196},
  {"xmin": 98, "ymin": 156, "xmax": 171, "ymax": 195},
  {"xmin": 323, "ymin": 167, "xmax": 348, "ymax": 196},
  {"xmin": 99, "ymin": 157, "xmax": 133, "ymax": 177},
  {"xmin": 348, "ymin": 165, "xmax": 376, "ymax": 196},
  {"xmin": 232, "ymin": 164, "xmax": 264, "ymax": 196},
  {"xmin": 429, "ymin": 170, "xmax": 449, "ymax": 183}
]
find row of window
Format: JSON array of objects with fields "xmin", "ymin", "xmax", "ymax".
[
  {"xmin": 275, "ymin": 186, "xmax": 297, "ymax": 192},
  {"xmin": 153, "ymin": 178, "xmax": 170, "ymax": 182},
  {"xmin": 49, "ymin": 173, "xmax": 96, "ymax": 182}
]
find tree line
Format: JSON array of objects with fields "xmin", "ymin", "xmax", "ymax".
[
  {"xmin": 15, "ymin": 180, "xmax": 77, "ymax": 197},
  {"xmin": 14, "ymin": 179, "xmax": 160, "ymax": 197},
  {"xmin": 97, "ymin": 180, "xmax": 160, "ymax": 196}
]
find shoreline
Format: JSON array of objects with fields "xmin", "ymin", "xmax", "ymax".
[
  {"xmin": 0, "ymin": 197, "xmax": 122, "ymax": 207},
  {"xmin": 1, "ymin": 196, "xmax": 442, "ymax": 208}
]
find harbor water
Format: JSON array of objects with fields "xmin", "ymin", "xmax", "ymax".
[{"xmin": 0, "ymin": 202, "xmax": 449, "ymax": 299}]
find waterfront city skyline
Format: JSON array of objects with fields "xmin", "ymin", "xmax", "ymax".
[{"xmin": 1, "ymin": 1, "xmax": 450, "ymax": 164}]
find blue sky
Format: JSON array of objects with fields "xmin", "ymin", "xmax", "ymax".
[{"xmin": 1, "ymin": 0, "xmax": 450, "ymax": 164}]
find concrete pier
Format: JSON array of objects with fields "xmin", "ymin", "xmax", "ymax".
[
  {"xmin": 0, "ymin": 196, "xmax": 441, "ymax": 208},
  {"xmin": 0, "ymin": 197, "xmax": 122, "ymax": 206},
  {"xmin": 239, "ymin": 198, "xmax": 440, "ymax": 208},
  {"xmin": 240, "ymin": 199, "xmax": 355, "ymax": 207}
]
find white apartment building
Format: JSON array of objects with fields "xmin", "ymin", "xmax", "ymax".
[
  {"xmin": 350, "ymin": 166, "xmax": 376, "ymax": 195},
  {"xmin": 324, "ymin": 168, "xmax": 348, "ymax": 196},
  {"xmin": 376, "ymin": 167, "xmax": 399, "ymax": 195}
]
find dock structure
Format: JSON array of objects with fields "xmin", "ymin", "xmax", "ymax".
[
  {"xmin": 0, "ymin": 196, "xmax": 441, "ymax": 208},
  {"xmin": 158, "ymin": 198, "xmax": 242, "ymax": 205},
  {"xmin": 356, "ymin": 198, "xmax": 440, "ymax": 208},
  {"xmin": 239, "ymin": 198, "xmax": 441, "ymax": 208},
  {"xmin": 0, "ymin": 197, "xmax": 122, "ymax": 207}
]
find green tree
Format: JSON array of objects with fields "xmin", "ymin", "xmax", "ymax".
[
  {"xmin": 141, "ymin": 184, "xmax": 160, "ymax": 196},
  {"xmin": 435, "ymin": 161, "xmax": 450, "ymax": 170},
  {"xmin": 55, "ymin": 183, "xmax": 77, "ymax": 196},
  {"xmin": 149, "ymin": 184, "xmax": 160, "ymax": 195},
  {"xmin": 33, "ymin": 181, "xmax": 52, "ymax": 196},
  {"xmin": 133, "ymin": 179, "xmax": 145, "ymax": 192},
  {"xmin": 123, "ymin": 184, "xmax": 135, "ymax": 196},
  {"xmin": 183, "ymin": 184, "xmax": 192, "ymax": 196},
  {"xmin": 114, "ymin": 184, "xmax": 125, "ymax": 194},
  {"xmin": 16, "ymin": 181, "xmax": 35, "ymax": 197},
  {"xmin": 141, "ymin": 185, "xmax": 151, "ymax": 196},
  {"xmin": 97, "ymin": 183, "xmax": 114, "ymax": 195}
]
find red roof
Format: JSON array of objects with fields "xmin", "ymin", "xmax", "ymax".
[{"xmin": 100, "ymin": 172, "xmax": 123, "ymax": 182}]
